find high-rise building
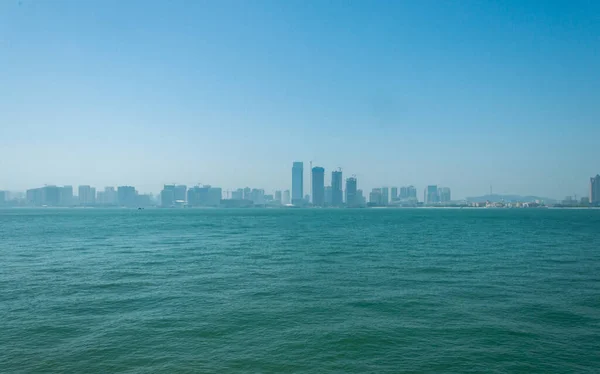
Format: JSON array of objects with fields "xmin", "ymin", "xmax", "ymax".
[
  {"xmin": 117, "ymin": 186, "xmax": 137, "ymax": 207},
  {"xmin": 174, "ymin": 185, "xmax": 187, "ymax": 202},
  {"xmin": 78, "ymin": 185, "xmax": 95, "ymax": 206},
  {"xmin": 103, "ymin": 187, "xmax": 117, "ymax": 205},
  {"xmin": 438, "ymin": 187, "xmax": 451, "ymax": 203},
  {"xmin": 242, "ymin": 187, "xmax": 250, "ymax": 200},
  {"xmin": 251, "ymin": 188, "xmax": 265, "ymax": 204},
  {"xmin": 425, "ymin": 185, "xmax": 439, "ymax": 204},
  {"xmin": 381, "ymin": 187, "xmax": 389, "ymax": 205},
  {"xmin": 43, "ymin": 186, "xmax": 61, "ymax": 206},
  {"xmin": 311, "ymin": 167, "xmax": 325, "ymax": 206},
  {"xmin": 60, "ymin": 186, "xmax": 73, "ymax": 206},
  {"xmin": 232, "ymin": 189, "xmax": 244, "ymax": 200},
  {"xmin": 187, "ymin": 185, "xmax": 221, "ymax": 207},
  {"xmin": 357, "ymin": 189, "xmax": 365, "ymax": 205},
  {"xmin": 399, "ymin": 185, "xmax": 417, "ymax": 200},
  {"xmin": 345, "ymin": 177, "xmax": 358, "ymax": 207},
  {"xmin": 275, "ymin": 190, "xmax": 282, "ymax": 204},
  {"xmin": 283, "ymin": 190, "xmax": 291, "ymax": 205},
  {"xmin": 325, "ymin": 186, "xmax": 332, "ymax": 206},
  {"xmin": 161, "ymin": 185, "xmax": 176, "ymax": 207},
  {"xmin": 332, "ymin": 170, "xmax": 343, "ymax": 206},
  {"xmin": 590, "ymin": 175, "xmax": 600, "ymax": 205},
  {"xmin": 292, "ymin": 162, "xmax": 304, "ymax": 205},
  {"xmin": 391, "ymin": 187, "xmax": 398, "ymax": 201},
  {"xmin": 369, "ymin": 188, "xmax": 383, "ymax": 205}
]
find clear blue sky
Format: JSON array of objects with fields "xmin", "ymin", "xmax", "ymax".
[{"xmin": 1, "ymin": 0, "xmax": 598, "ymax": 199}]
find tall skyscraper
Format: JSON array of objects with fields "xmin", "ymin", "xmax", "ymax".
[
  {"xmin": 381, "ymin": 187, "xmax": 389, "ymax": 205},
  {"xmin": 345, "ymin": 177, "xmax": 357, "ymax": 207},
  {"xmin": 331, "ymin": 170, "xmax": 343, "ymax": 206},
  {"xmin": 391, "ymin": 187, "xmax": 398, "ymax": 201},
  {"xmin": 292, "ymin": 162, "xmax": 304, "ymax": 205},
  {"xmin": 283, "ymin": 190, "xmax": 291, "ymax": 205},
  {"xmin": 591, "ymin": 175, "xmax": 600, "ymax": 205},
  {"xmin": 425, "ymin": 185, "xmax": 439, "ymax": 204},
  {"xmin": 311, "ymin": 167, "xmax": 325, "ymax": 206}
]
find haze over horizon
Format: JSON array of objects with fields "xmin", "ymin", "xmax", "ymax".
[{"xmin": 1, "ymin": 1, "xmax": 598, "ymax": 199}]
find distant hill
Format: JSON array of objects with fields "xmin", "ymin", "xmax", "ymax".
[{"xmin": 466, "ymin": 194, "xmax": 557, "ymax": 203}]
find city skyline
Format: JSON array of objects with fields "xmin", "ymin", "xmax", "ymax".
[{"xmin": 1, "ymin": 2, "xmax": 599, "ymax": 199}]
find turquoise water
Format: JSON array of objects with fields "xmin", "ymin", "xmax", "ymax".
[{"xmin": 1, "ymin": 208, "xmax": 599, "ymax": 373}]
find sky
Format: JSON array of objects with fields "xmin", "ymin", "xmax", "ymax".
[{"xmin": 1, "ymin": 0, "xmax": 599, "ymax": 199}]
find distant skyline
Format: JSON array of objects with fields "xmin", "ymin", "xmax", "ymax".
[{"xmin": 1, "ymin": 1, "xmax": 599, "ymax": 199}]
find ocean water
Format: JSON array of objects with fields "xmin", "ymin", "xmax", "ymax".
[{"xmin": 1, "ymin": 208, "xmax": 599, "ymax": 373}]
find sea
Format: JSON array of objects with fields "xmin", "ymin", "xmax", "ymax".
[{"xmin": 1, "ymin": 208, "xmax": 599, "ymax": 373}]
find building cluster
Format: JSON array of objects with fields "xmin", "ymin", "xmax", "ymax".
[
  {"xmin": 2, "ymin": 171, "xmax": 598, "ymax": 209},
  {"xmin": 7, "ymin": 185, "xmax": 146, "ymax": 207}
]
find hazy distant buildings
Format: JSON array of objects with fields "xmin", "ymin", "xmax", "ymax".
[
  {"xmin": 102, "ymin": 187, "xmax": 117, "ymax": 205},
  {"xmin": 325, "ymin": 186, "xmax": 332, "ymax": 206},
  {"xmin": 60, "ymin": 186, "xmax": 73, "ymax": 206},
  {"xmin": 174, "ymin": 185, "xmax": 187, "ymax": 203},
  {"xmin": 292, "ymin": 162, "xmax": 304, "ymax": 205},
  {"xmin": 187, "ymin": 186, "xmax": 222, "ymax": 207},
  {"xmin": 390, "ymin": 187, "xmax": 398, "ymax": 201},
  {"xmin": 425, "ymin": 185, "xmax": 439, "ymax": 204},
  {"xmin": 591, "ymin": 175, "xmax": 600, "ymax": 205},
  {"xmin": 78, "ymin": 185, "xmax": 95, "ymax": 206},
  {"xmin": 400, "ymin": 185, "xmax": 417, "ymax": 200},
  {"xmin": 283, "ymin": 190, "xmax": 291, "ymax": 205},
  {"xmin": 251, "ymin": 188, "xmax": 265, "ymax": 205},
  {"xmin": 332, "ymin": 170, "xmax": 343, "ymax": 206},
  {"xmin": 243, "ymin": 187, "xmax": 251, "ymax": 200},
  {"xmin": 438, "ymin": 187, "xmax": 451, "ymax": 203},
  {"xmin": 381, "ymin": 187, "xmax": 389, "ymax": 206},
  {"xmin": 232, "ymin": 188, "xmax": 243, "ymax": 200},
  {"xmin": 369, "ymin": 188, "xmax": 383, "ymax": 205},
  {"xmin": 118, "ymin": 186, "xmax": 137, "ymax": 207},
  {"xmin": 275, "ymin": 190, "xmax": 282, "ymax": 204},
  {"xmin": 312, "ymin": 167, "xmax": 325, "ymax": 206},
  {"xmin": 345, "ymin": 177, "xmax": 358, "ymax": 207},
  {"xmin": 161, "ymin": 184, "xmax": 176, "ymax": 207}
]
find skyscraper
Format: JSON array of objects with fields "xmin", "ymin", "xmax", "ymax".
[
  {"xmin": 275, "ymin": 190, "xmax": 282, "ymax": 204},
  {"xmin": 60, "ymin": 185, "xmax": 73, "ymax": 206},
  {"xmin": 425, "ymin": 185, "xmax": 439, "ymax": 204},
  {"xmin": 369, "ymin": 188, "xmax": 383, "ymax": 205},
  {"xmin": 174, "ymin": 185, "xmax": 187, "ymax": 202},
  {"xmin": 78, "ymin": 185, "xmax": 95, "ymax": 206},
  {"xmin": 331, "ymin": 170, "xmax": 343, "ymax": 206},
  {"xmin": 381, "ymin": 187, "xmax": 389, "ymax": 205},
  {"xmin": 103, "ymin": 187, "xmax": 117, "ymax": 205},
  {"xmin": 283, "ymin": 190, "xmax": 291, "ymax": 205},
  {"xmin": 591, "ymin": 175, "xmax": 600, "ymax": 205},
  {"xmin": 391, "ymin": 187, "xmax": 398, "ymax": 201},
  {"xmin": 118, "ymin": 186, "xmax": 137, "ymax": 207},
  {"xmin": 325, "ymin": 186, "xmax": 332, "ymax": 206},
  {"xmin": 439, "ymin": 187, "xmax": 451, "ymax": 203},
  {"xmin": 345, "ymin": 177, "xmax": 357, "ymax": 207},
  {"xmin": 292, "ymin": 162, "xmax": 304, "ymax": 205},
  {"xmin": 311, "ymin": 167, "xmax": 325, "ymax": 206},
  {"xmin": 161, "ymin": 185, "xmax": 176, "ymax": 207}
]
